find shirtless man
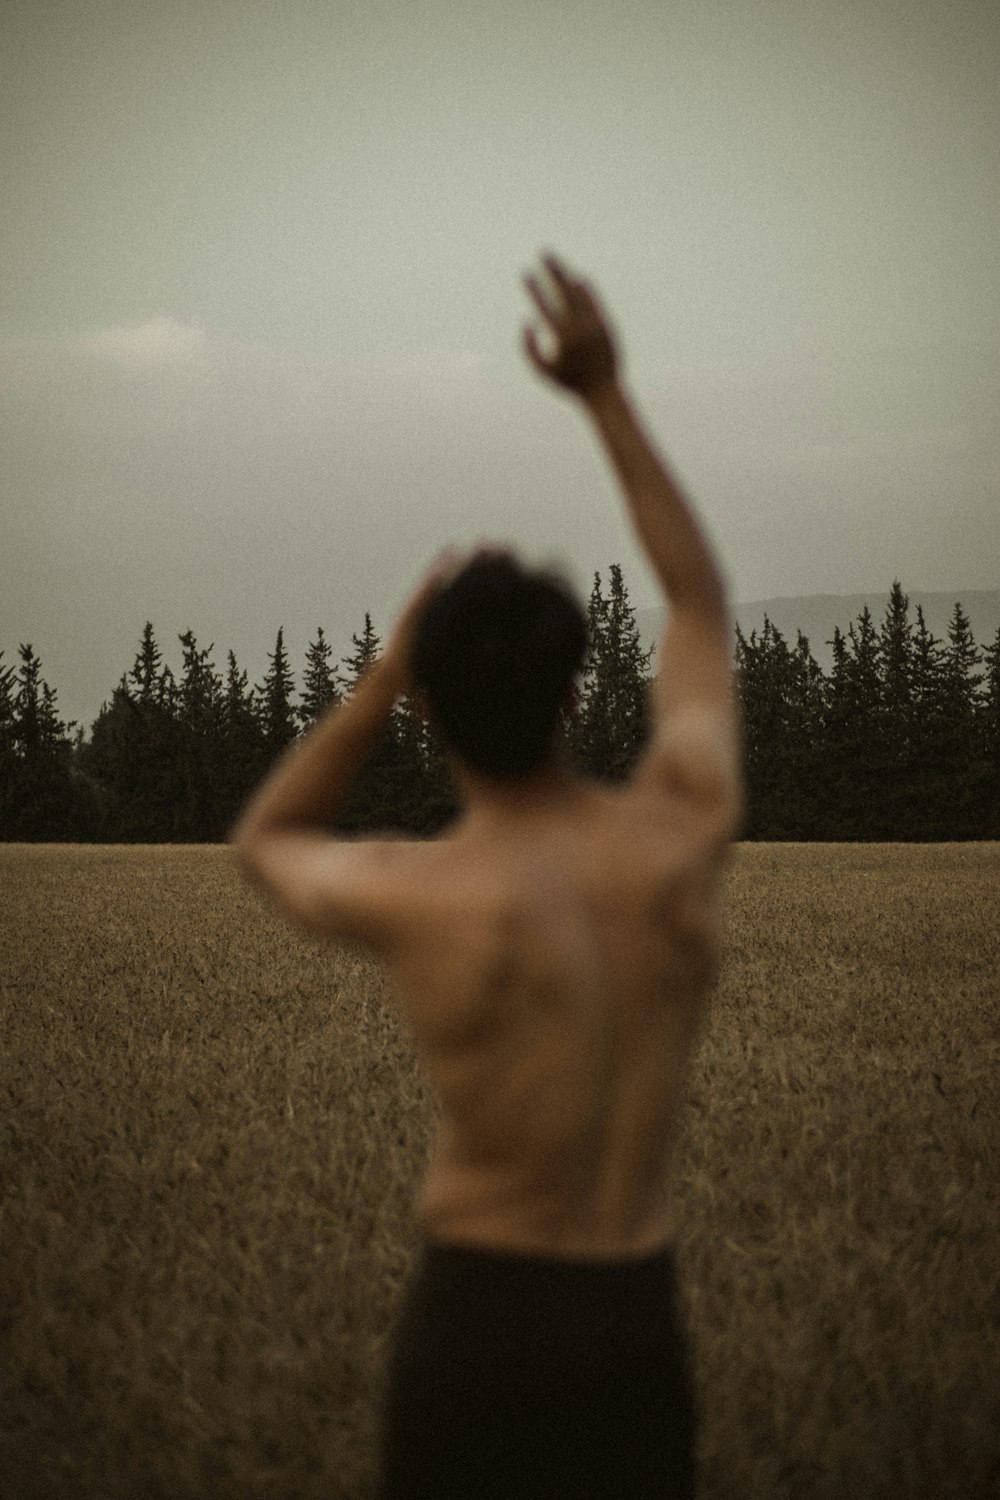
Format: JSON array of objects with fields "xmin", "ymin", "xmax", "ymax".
[{"xmin": 231, "ymin": 255, "xmax": 742, "ymax": 1499}]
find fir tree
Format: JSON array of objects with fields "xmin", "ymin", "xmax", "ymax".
[
  {"xmin": 910, "ymin": 606, "xmax": 946, "ymax": 719},
  {"xmin": 820, "ymin": 626, "xmax": 855, "ymax": 838},
  {"xmin": 570, "ymin": 572, "xmax": 612, "ymax": 775},
  {"xmin": 129, "ymin": 621, "xmax": 171, "ymax": 706},
  {"xmin": 299, "ymin": 627, "xmax": 341, "ymax": 729},
  {"xmin": 335, "ymin": 614, "xmax": 414, "ymax": 833},
  {"xmin": 878, "ymin": 582, "xmax": 914, "ymax": 715},
  {"xmin": 175, "ymin": 631, "xmax": 224, "ymax": 840},
  {"xmin": 6, "ymin": 644, "xmax": 80, "ymax": 839},
  {"xmin": 878, "ymin": 582, "xmax": 914, "ymax": 742},
  {"xmin": 876, "ymin": 582, "xmax": 916, "ymax": 835},
  {"xmin": 218, "ymin": 650, "xmax": 265, "ymax": 834},
  {"xmin": 735, "ymin": 618, "xmax": 811, "ymax": 837},
  {"xmin": 574, "ymin": 568, "xmax": 652, "ymax": 782},
  {"xmin": 341, "ymin": 614, "xmax": 381, "ymax": 690},
  {"xmin": 256, "ymin": 628, "xmax": 298, "ymax": 758},
  {"xmin": 84, "ymin": 625, "xmax": 177, "ymax": 840},
  {"xmin": 604, "ymin": 564, "xmax": 653, "ymax": 778},
  {"xmin": 13, "ymin": 644, "xmax": 72, "ymax": 756},
  {"xmin": 906, "ymin": 604, "xmax": 974, "ymax": 838},
  {"xmin": 847, "ymin": 607, "xmax": 881, "ymax": 709},
  {"xmin": 819, "ymin": 609, "xmax": 884, "ymax": 839},
  {"xmin": 935, "ymin": 603, "xmax": 984, "ymax": 837},
  {"xmin": 786, "ymin": 630, "xmax": 826, "ymax": 837},
  {"xmin": 0, "ymin": 652, "xmax": 18, "ymax": 834},
  {"xmin": 980, "ymin": 625, "xmax": 1000, "ymax": 837},
  {"xmin": 942, "ymin": 603, "xmax": 983, "ymax": 715},
  {"xmin": 845, "ymin": 606, "xmax": 884, "ymax": 837}
]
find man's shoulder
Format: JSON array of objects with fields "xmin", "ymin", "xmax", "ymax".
[{"xmin": 628, "ymin": 703, "xmax": 743, "ymax": 840}]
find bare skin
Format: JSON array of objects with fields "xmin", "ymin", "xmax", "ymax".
[{"xmin": 232, "ymin": 254, "xmax": 742, "ymax": 1261}]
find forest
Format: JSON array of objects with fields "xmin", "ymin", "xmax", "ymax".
[{"xmin": 2, "ymin": 572, "xmax": 998, "ymax": 843}]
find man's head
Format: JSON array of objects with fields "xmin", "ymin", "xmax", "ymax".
[{"xmin": 411, "ymin": 550, "xmax": 587, "ymax": 780}]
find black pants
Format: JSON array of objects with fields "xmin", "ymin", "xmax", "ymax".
[{"xmin": 379, "ymin": 1240, "xmax": 697, "ymax": 1499}]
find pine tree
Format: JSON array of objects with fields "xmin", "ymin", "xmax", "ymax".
[
  {"xmin": 84, "ymin": 625, "xmax": 177, "ymax": 840},
  {"xmin": 845, "ymin": 606, "xmax": 884, "ymax": 837},
  {"xmin": 13, "ymin": 644, "xmax": 67, "ymax": 755},
  {"xmin": 175, "ymin": 631, "xmax": 224, "ymax": 840},
  {"xmin": 218, "ymin": 650, "xmax": 265, "ymax": 834},
  {"xmin": 574, "ymin": 568, "xmax": 652, "ymax": 782},
  {"xmin": 256, "ymin": 628, "xmax": 298, "ymax": 759},
  {"xmin": 906, "ymin": 605, "xmax": 958, "ymax": 837},
  {"xmin": 0, "ymin": 652, "xmax": 18, "ymax": 835},
  {"xmin": 878, "ymin": 582, "xmax": 913, "ymax": 714},
  {"xmin": 819, "ymin": 608, "xmax": 883, "ymax": 838},
  {"xmin": 604, "ymin": 564, "xmax": 653, "ymax": 778},
  {"xmin": 876, "ymin": 581, "xmax": 916, "ymax": 835},
  {"xmin": 980, "ymin": 625, "xmax": 1000, "ymax": 838},
  {"xmin": 785, "ymin": 630, "xmax": 826, "ymax": 837},
  {"xmin": 335, "ymin": 614, "xmax": 405, "ymax": 833},
  {"xmin": 7, "ymin": 644, "xmax": 79, "ymax": 839},
  {"xmin": 129, "ymin": 622, "xmax": 171, "ymax": 706},
  {"xmin": 878, "ymin": 582, "xmax": 913, "ymax": 731},
  {"xmin": 571, "ymin": 573, "xmax": 612, "ymax": 775},
  {"xmin": 820, "ymin": 626, "xmax": 855, "ymax": 838},
  {"xmin": 745, "ymin": 618, "xmax": 791, "ymax": 833},
  {"xmin": 942, "ymin": 603, "xmax": 983, "ymax": 714},
  {"xmin": 910, "ymin": 605, "xmax": 946, "ymax": 722},
  {"xmin": 935, "ymin": 603, "xmax": 984, "ymax": 838},
  {"xmin": 341, "ymin": 614, "xmax": 381, "ymax": 690},
  {"xmin": 299, "ymin": 627, "xmax": 341, "ymax": 729}
]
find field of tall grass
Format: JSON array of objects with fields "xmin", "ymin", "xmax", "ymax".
[{"xmin": 1, "ymin": 842, "xmax": 997, "ymax": 1499}]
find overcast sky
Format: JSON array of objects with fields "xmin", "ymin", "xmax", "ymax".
[{"xmin": 2, "ymin": 0, "xmax": 998, "ymax": 729}]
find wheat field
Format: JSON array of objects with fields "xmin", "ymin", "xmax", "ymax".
[{"xmin": 1, "ymin": 842, "xmax": 997, "ymax": 1499}]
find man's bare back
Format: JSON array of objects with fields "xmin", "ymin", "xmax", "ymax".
[
  {"xmin": 233, "ymin": 254, "xmax": 741, "ymax": 1264},
  {"xmin": 388, "ymin": 768, "xmax": 731, "ymax": 1259}
]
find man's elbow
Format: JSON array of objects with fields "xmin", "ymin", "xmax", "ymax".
[
  {"xmin": 229, "ymin": 816, "xmax": 267, "ymax": 881},
  {"xmin": 228, "ymin": 812, "xmax": 251, "ymax": 855},
  {"xmin": 724, "ymin": 780, "xmax": 746, "ymax": 843}
]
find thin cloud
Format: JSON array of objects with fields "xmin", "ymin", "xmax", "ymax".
[{"xmin": 88, "ymin": 317, "xmax": 210, "ymax": 365}]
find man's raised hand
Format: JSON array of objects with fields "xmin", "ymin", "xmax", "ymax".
[{"xmin": 522, "ymin": 254, "xmax": 619, "ymax": 397}]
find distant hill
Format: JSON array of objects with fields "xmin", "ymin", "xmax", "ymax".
[{"xmin": 635, "ymin": 590, "xmax": 1000, "ymax": 672}]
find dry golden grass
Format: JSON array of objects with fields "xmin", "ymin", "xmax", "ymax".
[{"xmin": 1, "ymin": 842, "xmax": 998, "ymax": 1499}]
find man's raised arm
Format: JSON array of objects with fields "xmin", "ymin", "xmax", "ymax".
[{"xmin": 523, "ymin": 254, "xmax": 740, "ymax": 818}]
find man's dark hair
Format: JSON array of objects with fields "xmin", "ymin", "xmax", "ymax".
[{"xmin": 411, "ymin": 552, "xmax": 587, "ymax": 779}]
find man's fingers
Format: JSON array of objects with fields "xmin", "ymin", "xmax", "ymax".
[
  {"xmin": 542, "ymin": 253, "xmax": 575, "ymax": 298},
  {"xmin": 543, "ymin": 253, "xmax": 589, "ymax": 311},
  {"xmin": 523, "ymin": 324, "xmax": 552, "ymax": 377},
  {"xmin": 523, "ymin": 272, "xmax": 563, "ymax": 328}
]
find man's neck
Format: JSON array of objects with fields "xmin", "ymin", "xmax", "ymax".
[{"xmin": 451, "ymin": 753, "xmax": 587, "ymax": 829}]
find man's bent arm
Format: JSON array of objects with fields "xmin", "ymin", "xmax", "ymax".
[
  {"xmin": 230, "ymin": 555, "xmax": 456, "ymax": 849},
  {"xmin": 230, "ymin": 653, "xmax": 403, "ymax": 850},
  {"xmin": 227, "ymin": 558, "xmax": 458, "ymax": 944},
  {"xmin": 227, "ymin": 655, "xmax": 414, "ymax": 945}
]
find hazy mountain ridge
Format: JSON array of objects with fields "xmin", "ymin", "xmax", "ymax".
[{"xmin": 636, "ymin": 591, "xmax": 1000, "ymax": 671}]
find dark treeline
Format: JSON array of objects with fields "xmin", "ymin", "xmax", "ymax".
[{"xmin": 2, "ymin": 576, "xmax": 998, "ymax": 842}]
